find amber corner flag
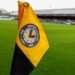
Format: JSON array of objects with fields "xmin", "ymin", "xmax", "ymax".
[{"xmin": 10, "ymin": 1, "xmax": 49, "ymax": 75}]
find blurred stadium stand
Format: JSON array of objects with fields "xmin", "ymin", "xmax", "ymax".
[
  {"xmin": 0, "ymin": 8, "xmax": 75, "ymax": 24},
  {"xmin": 36, "ymin": 8, "xmax": 75, "ymax": 25}
]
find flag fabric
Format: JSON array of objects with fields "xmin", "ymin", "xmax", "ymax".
[{"xmin": 10, "ymin": 1, "xmax": 49, "ymax": 75}]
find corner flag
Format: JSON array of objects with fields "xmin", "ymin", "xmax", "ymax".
[{"xmin": 10, "ymin": 1, "xmax": 49, "ymax": 75}]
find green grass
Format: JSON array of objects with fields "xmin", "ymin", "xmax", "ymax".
[{"xmin": 0, "ymin": 20, "xmax": 75, "ymax": 75}]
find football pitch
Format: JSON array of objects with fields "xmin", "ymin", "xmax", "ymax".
[{"xmin": 0, "ymin": 20, "xmax": 75, "ymax": 75}]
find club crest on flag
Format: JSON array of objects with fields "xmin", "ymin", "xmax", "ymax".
[{"xmin": 19, "ymin": 24, "xmax": 40, "ymax": 48}]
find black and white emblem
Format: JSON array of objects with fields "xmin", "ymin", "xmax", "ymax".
[{"xmin": 19, "ymin": 24, "xmax": 40, "ymax": 48}]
